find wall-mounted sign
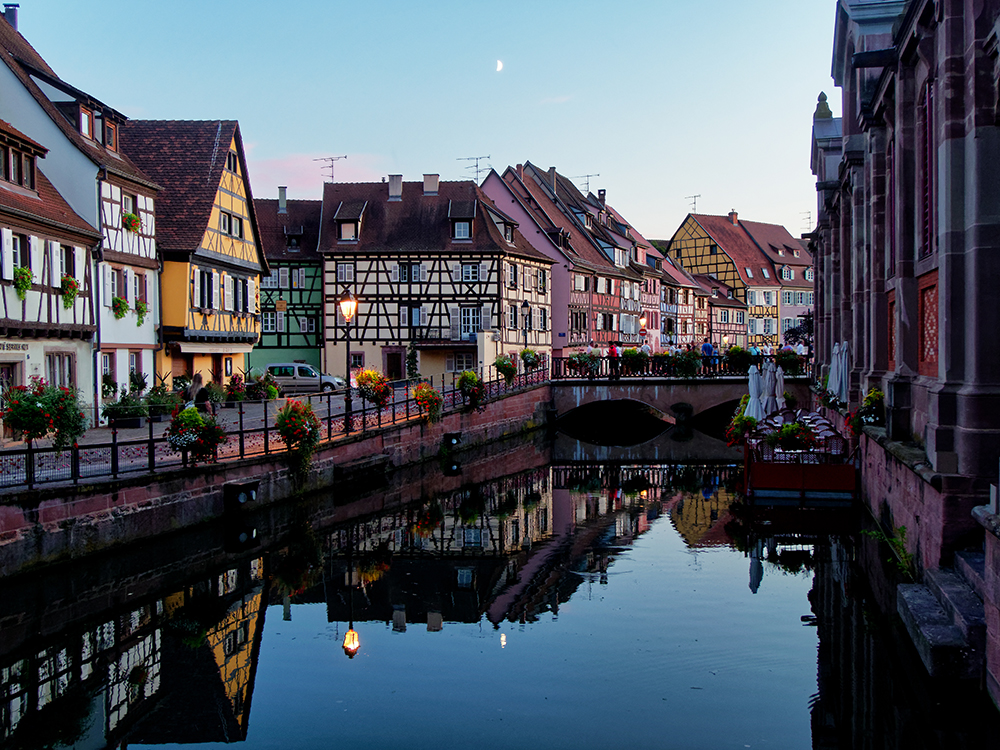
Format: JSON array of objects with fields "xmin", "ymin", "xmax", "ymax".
[
  {"xmin": 275, "ymin": 300, "xmax": 288, "ymax": 312},
  {"xmin": 0, "ymin": 342, "xmax": 30, "ymax": 351}
]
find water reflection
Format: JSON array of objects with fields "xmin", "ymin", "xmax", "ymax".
[{"xmin": 0, "ymin": 451, "xmax": 997, "ymax": 748}]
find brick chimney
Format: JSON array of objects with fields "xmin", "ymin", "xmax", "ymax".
[
  {"xmin": 598, "ymin": 189, "xmax": 606, "ymax": 205},
  {"xmin": 278, "ymin": 186, "xmax": 287, "ymax": 214},
  {"xmin": 548, "ymin": 167, "xmax": 557, "ymax": 194},
  {"xmin": 728, "ymin": 210, "xmax": 738, "ymax": 225},
  {"xmin": 388, "ymin": 174, "xmax": 403, "ymax": 202},
  {"xmin": 3, "ymin": 4, "xmax": 18, "ymax": 30},
  {"xmin": 423, "ymin": 174, "xmax": 439, "ymax": 196}
]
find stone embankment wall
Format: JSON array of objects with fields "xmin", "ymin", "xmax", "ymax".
[{"xmin": 0, "ymin": 386, "xmax": 552, "ymax": 578}]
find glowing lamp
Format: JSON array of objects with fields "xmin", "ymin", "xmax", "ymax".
[
  {"xmin": 343, "ymin": 628, "xmax": 360, "ymax": 658},
  {"xmin": 338, "ymin": 291, "xmax": 358, "ymax": 322}
]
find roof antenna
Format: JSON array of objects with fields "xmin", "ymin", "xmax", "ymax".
[
  {"xmin": 457, "ymin": 155, "xmax": 491, "ymax": 183},
  {"xmin": 572, "ymin": 174, "xmax": 600, "ymax": 193},
  {"xmin": 314, "ymin": 155, "xmax": 347, "ymax": 182},
  {"xmin": 800, "ymin": 210, "xmax": 812, "ymax": 232},
  {"xmin": 685, "ymin": 194, "xmax": 701, "ymax": 212}
]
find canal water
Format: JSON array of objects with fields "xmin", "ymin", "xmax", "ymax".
[{"xmin": 1, "ymin": 430, "xmax": 997, "ymax": 749}]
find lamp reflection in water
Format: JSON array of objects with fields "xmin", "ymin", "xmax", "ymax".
[
  {"xmin": 338, "ymin": 290, "xmax": 358, "ymax": 434},
  {"xmin": 343, "ymin": 523, "xmax": 360, "ymax": 658}
]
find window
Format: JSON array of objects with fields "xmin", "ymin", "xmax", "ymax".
[
  {"xmin": 128, "ymin": 351, "xmax": 140, "ymax": 375},
  {"xmin": 763, "ymin": 318, "xmax": 774, "ymax": 335},
  {"xmin": 782, "ymin": 318, "xmax": 793, "ymax": 332},
  {"xmin": 537, "ymin": 269, "xmax": 547, "ymax": 293},
  {"xmin": 261, "ymin": 271, "xmax": 278, "ymax": 289},
  {"xmin": 918, "ymin": 270, "xmax": 938, "ymax": 376},
  {"xmin": 887, "ymin": 290, "xmax": 896, "ymax": 372},
  {"xmin": 276, "ymin": 310, "xmax": 286, "ymax": 332},
  {"xmin": 745, "ymin": 267, "xmax": 753, "ymax": 279},
  {"xmin": 507, "ymin": 304, "xmax": 518, "ymax": 329},
  {"xmin": 80, "ymin": 107, "xmax": 93, "ymax": 139},
  {"xmin": 46, "ymin": 352, "xmax": 74, "ymax": 388},
  {"xmin": 226, "ymin": 151, "xmax": 239, "ymax": 173},
  {"xmin": 572, "ymin": 274, "xmax": 589, "ymax": 292},
  {"xmin": 461, "ymin": 263, "xmax": 479, "ymax": 282},
  {"xmin": 337, "ymin": 263, "xmax": 355, "ymax": 283},
  {"xmin": 101, "ymin": 352, "xmax": 114, "ymax": 378},
  {"xmin": 735, "ymin": 311, "xmax": 745, "ymax": 325},
  {"xmin": 133, "ymin": 271, "xmax": 146, "ymax": 302},
  {"xmin": 350, "ymin": 353, "xmax": 365, "ymax": 369},
  {"xmin": 508, "ymin": 263, "xmax": 518, "ymax": 288},
  {"xmin": 122, "ymin": 194, "xmax": 134, "ymax": 215},
  {"xmin": 805, "ymin": 268, "xmax": 814, "ymax": 281},
  {"xmin": 262, "ymin": 311, "xmax": 276, "ymax": 333},
  {"xmin": 450, "ymin": 352, "xmax": 476, "ymax": 372},
  {"xmin": 539, "ymin": 307, "xmax": 548, "ymax": 331},
  {"xmin": 453, "ymin": 220, "xmax": 471, "ymax": 240},
  {"xmin": 463, "ymin": 529, "xmax": 482, "ymax": 547},
  {"xmin": 59, "ymin": 245, "xmax": 75, "ymax": 279},
  {"xmin": 782, "ymin": 291, "xmax": 794, "ymax": 305},
  {"xmin": 232, "ymin": 216, "xmax": 243, "ymax": 239},
  {"xmin": 761, "ymin": 268, "xmax": 770, "ymax": 279},
  {"xmin": 220, "ymin": 212, "xmax": 243, "ymax": 238},
  {"xmin": 781, "ymin": 267, "xmax": 792, "ymax": 280},
  {"xmin": 460, "ymin": 307, "xmax": 481, "ymax": 339},
  {"xmin": 709, "ymin": 244, "xmax": 717, "ymax": 254},
  {"xmin": 719, "ymin": 309, "xmax": 729, "ymax": 324},
  {"xmin": 504, "ymin": 224, "xmax": 513, "ymax": 242},
  {"xmin": 220, "ymin": 212, "xmax": 230, "ymax": 235},
  {"xmin": 105, "ymin": 121, "xmax": 117, "ymax": 151},
  {"xmin": 338, "ymin": 222, "xmax": 357, "ymax": 241}
]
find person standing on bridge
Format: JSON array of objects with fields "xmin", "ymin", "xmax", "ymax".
[
  {"xmin": 608, "ymin": 342, "xmax": 621, "ymax": 381},
  {"xmin": 701, "ymin": 338, "xmax": 715, "ymax": 377}
]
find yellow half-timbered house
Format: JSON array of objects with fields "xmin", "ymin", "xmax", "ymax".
[{"xmin": 122, "ymin": 121, "xmax": 266, "ymax": 386}]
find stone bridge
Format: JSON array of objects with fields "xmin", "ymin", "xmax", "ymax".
[{"xmin": 550, "ymin": 377, "xmax": 812, "ymax": 422}]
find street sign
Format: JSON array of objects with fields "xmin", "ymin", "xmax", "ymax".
[
  {"xmin": 639, "ymin": 328, "xmax": 647, "ymax": 337},
  {"xmin": 275, "ymin": 299, "xmax": 287, "ymax": 312}
]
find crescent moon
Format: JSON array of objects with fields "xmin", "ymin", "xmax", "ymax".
[{"xmin": 496, "ymin": 60, "xmax": 503, "ymax": 72}]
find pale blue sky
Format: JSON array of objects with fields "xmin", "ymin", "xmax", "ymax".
[{"xmin": 18, "ymin": 0, "xmax": 840, "ymax": 240}]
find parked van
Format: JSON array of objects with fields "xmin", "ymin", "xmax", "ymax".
[{"xmin": 264, "ymin": 363, "xmax": 345, "ymax": 394}]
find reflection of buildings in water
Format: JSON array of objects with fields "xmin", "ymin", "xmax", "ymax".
[{"xmin": 0, "ymin": 556, "xmax": 267, "ymax": 748}]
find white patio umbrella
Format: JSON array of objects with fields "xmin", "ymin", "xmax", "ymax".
[
  {"xmin": 835, "ymin": 341, "xmax": 850, "ymax": 403},
  {"xmin": 827, "ymin": 342, "xmax": 841, "ymax": 398},
  {"xmin": 749, "ymin": 538, "xmax": 764, "ymax": 594},
  {"xmin": 775, "ymin": 366, "xmax": 786, "ymax": 410},
  {"xmin": 761, "ymin": 362, "xmax": 778, "ymax": 415},
  {"xmin": 744, "ymin": 365, "xmax": 765, "ymax": 421}
]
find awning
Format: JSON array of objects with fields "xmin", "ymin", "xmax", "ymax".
[{"xmin": 177, "ymin": 342, "xmax": 255, "ymax": 355}]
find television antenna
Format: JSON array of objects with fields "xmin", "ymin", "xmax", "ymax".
[
  {"xmin": 457, "ymin": 155, "xmax": 491, "ymax": 183},
  {"xmin": 314, "ymin": 155, "xmax": 347, "ymax": 182},
  {"xmin": 800, "ymin": 210, "xmax": 813, "ymax": 232},
  {"xmin": 572, "ymin": 174, "xmax": 600, "ymax": 193},
  {"xmin": 685, "ymin": 194, "xmax": 701, "ymax": 212}
]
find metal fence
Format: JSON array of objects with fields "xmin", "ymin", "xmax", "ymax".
[
  {"xmin": 0, "ymin": 367, "xmax": 548, "ymax": 491},
  {"xmin": 550, "ymin": 353, "xmax": 813, "ymax": 380}
]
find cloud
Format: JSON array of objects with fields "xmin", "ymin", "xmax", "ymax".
[
  {"xmin": 540, "ymin": 95, "xmax": 572, "ymax": 105},
  {"xmin": 243, "ymin": 151, "xmax": 389, "ymax": 200}
]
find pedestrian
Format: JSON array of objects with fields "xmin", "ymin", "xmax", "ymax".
[
  {"xmin": 185, "ymin": 373, "xmax": 213, "ymax": 415},
  {"xmin": 608, "ymin": 342, "xmax": 621, "ymax": 381},
  {"xmin": 640, "ymin": 340, "xmax": 652, "ymax": 374},
  {"xmin": 700, "ymin": 337, "xmax": 715, "ymax": 376}
]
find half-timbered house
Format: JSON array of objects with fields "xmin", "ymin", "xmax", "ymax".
[
  {"xmin": 318, "ymin": 175, "xmax": 552, "ymax": 383},
  {"xmin": 121, "ymin": 120, "xmax": 267, "ymax": 386},
  {"xmin": 0, "ymin": 119, "xmax": 102, "ymax": 411},
  {"xmin": 252, "ymin": 188, "xmax": 323, "ymax": 372},
  {"xmin": 660, "ymin": 257, "xmax": 699, "ymax": 348},
  {"xmin": 0, "ymin": 11, "xmax": 161, "ymax": 412},
  {"xmin": 692, "ymin": 275, "xmax": 747, "ymax": 349}
]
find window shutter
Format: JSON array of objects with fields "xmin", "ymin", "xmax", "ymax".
[
  {"xmin": 192, "ymin": 268, "xmax": 201, "ymax": 307},
  {"xmin": 123, "ymin": 268, "xmax": 131, "ymax": 302},
  {"xmin": 299, "ymin": 316, "xmax": 308, "ymax": 331},
  {"xmin": 103, "ymin": 264, "xmax": 112, "ymax": 306},
  {"xmin": 48, "ymin": 241, "xmax": 59, "ymax": 286},
  {"xmin": 481, "ymin": 304, "xmax": 492, "ymax": 330},
  {"xmin": 1, "ymin": 229, "xmax": 13, "ymax": 281},
  {"xmin": 399, "ymin": 308, "xmax": 407, "ymax": 328},
  {"xmin": 279, "ymin": 267, "xmax": 289, "ymax": 288},
  {"xmin": 419, "ymin": 264, "xmax": 427, "ymax": 282},
  {"xmin": 392, "ymin": 263, "xmax": 400, "ymax": 282},
  {"xmin": 29, "ymin": 236, "xmax": 41, "ymax": 278},
  {"xmin": 277, "ymin": 310, "xmax": 286, "ymax": 332},
  {"xmin": 449, "ymin": 307, "xmax": 460, "ymax": 340},
  {"xmin": 452, "ymin": 264, "xmax": 461, "ymax": 283},
  {"xmin": 420, "ymin": 306, "xmax": 428, "ymax": 325},
  {"xmin": 211, "ymin": 271, "xmax": 218, "ymax": 309},
  {"xmin": 74, "ymin": 246, "xmax": 84, "ymax": 283},
  {"xmin": 249, "ymin": 279, "xmax": 256, "ymax": 313},
  {"xmin": 225, "ymin": 276, "xmax": 233, "ymax": 311},
  {"xmin": 479, "ymin": 263, "xmax": 488, "ymax": 282},
  {"xmin": 522, "ymin": 266, "xmax": 528, "ymax": 289}
]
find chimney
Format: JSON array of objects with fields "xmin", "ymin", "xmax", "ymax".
[
  {"xmin": 3, "ymin": 4, "xmax": 18, "ymax": 30},
  {"xmin": 548, "ymin": 167, "xmax": 557, "ymax": 194},
  {"xmin": 516, "ymin": 163, "xmax": 524, "ymax": 180},
  {"xmin": 388, "ymin": 174, "xmax": 403, "ymax": 202},
  {"xmin": 598, "ymin": 189, "xmax": 606, "ymax": 205},
  {"xmin": 278, "ymin": 186, "xmax": 287, "ymax": 214},
  {"xmin": 423, "ymin": 174, "xmax": 439, "ymax": 196},
  {"xmin": 728, "ymin": 210, "xmax": 738, "ymax": 225}
]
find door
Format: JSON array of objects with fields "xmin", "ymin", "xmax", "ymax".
[{"xmin": 386, "ymin": 352, "xmax": 403, "ymax": 381}]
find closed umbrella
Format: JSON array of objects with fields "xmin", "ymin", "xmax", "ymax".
[
  {"xmin": 827, "ymin": 342, "xmax": 841, "ymax": 397},
  {"xmin": 744, "ymin": 365, "xmax": 765, "ymax": 421},
  {"xmin": 775, "ymin": 366, "xmax": 786, "ymax": 410},
  {"xmin": 835, "ymin": 341, "xmax": 850, "ymax": 403},
  {"xmin": 761, "ymin": 362, "xmax": 778, "ymax": 415}
]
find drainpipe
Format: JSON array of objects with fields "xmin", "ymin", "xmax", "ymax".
[{"xmin": 93, "ymin": 170, "xmax": 107, "ymax": 426}]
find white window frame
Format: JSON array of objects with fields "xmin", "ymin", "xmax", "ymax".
[{"xmin": 453, "ymin": 220, "xmax": 471, "ymax": 240}]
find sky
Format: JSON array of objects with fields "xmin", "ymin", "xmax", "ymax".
[{"xmin": 17, "ymin": 0, "xmax": 841, "ymax": 241}]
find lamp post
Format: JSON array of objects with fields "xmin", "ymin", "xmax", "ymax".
[
  {"xmin": 339, "ymin": 290, "xmax": 358, "ymax": 434},
  {"xmin": 520, "ymin": 299, "xmax": 530, "ymax": 349}
]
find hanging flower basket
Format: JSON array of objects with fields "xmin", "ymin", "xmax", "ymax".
[
  {"xmin": 111, "ymin": 296, "xmax": 129, "ymax": 320},
  {"xmin": 457, "ymin": 370, "xmax": 485, "ymax": 410},
  {"xmin": 494, "ymin": 354, "xmax": 517, "ymax": 385},
  {"xmin": 122, "ymin": 212, "xmax": 141, "ymax": 233},
  {"xmin": 12, "ymin": 266, "xmax": 32, "ymax": 300},
  {"xmin": 413, "ymin": 382, "xmax": 442, "ymax": 422},
  {"xmin": 520, "ymin": 348, "xmax": 540, "ymax": 369},
  {"xmin": 276, "ymin": 399, "xmax": 322, "ymax": 475},
  {"xmin": 356, "ymin": 368, "xmax": 392, "ymax": 409},
  {"xmin": 60, "ymin": 275, "xmax": 80, "ymax": 309},
  {"xmin": 165, "ymin": 406, "xmax": 227, "ymax": 464},
  {"xmin": 134, "ymin": 299, "xmax": 148, "ymax": 326}
]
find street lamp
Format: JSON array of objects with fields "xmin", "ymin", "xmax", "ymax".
[
  {"xmin": 339, "ymin": 290, "xmax": 358, "ymax": 434},
  {"xmin": 520, "ymin": 299, "xmax": 530, "ymax": 348}
]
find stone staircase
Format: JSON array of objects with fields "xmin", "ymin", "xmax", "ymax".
[{"xmin": 896, "ymin": 550, "xmax": 986, "ymax": 680}]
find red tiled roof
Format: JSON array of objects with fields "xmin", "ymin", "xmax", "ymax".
[
  {"xmin": 739, "ymin": 219, "xmax": 813, "ymax": 267},
  {"xmin": 691, "ymin": 274, "xmax": 746, "ymax": 308},
  {"xmin": 120, "ymin": 120, "xmax": 263, "ymax": 267},
  {"xmin": 254, "ymin": 198, "xmax": 322, "ymax": 261},
  {"xmin": 0, "ymin": 118, "xmax": 45, "ymax": 152},
  {"xmin": 318, "ymin": 180, "xmax": 552, "ymax": 264},
  {"xmin": 690, "ymin": 213, "xmax": 781, "ymax": 287},
  {"xmin": 0, "ymin": 168, "xmax": 100, "ymax": 240},
  {"xmin": 0, "ymin": 16, "xmax": 156, "ymax": 190}
]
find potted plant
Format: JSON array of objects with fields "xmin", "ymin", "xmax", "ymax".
[
  {"xmin": 111, "ymin": 296, "xmax": 129, "ymax": 320},
  {"xmin": 674, "ymin": 349, "xmax": 702, "ymax": 378},
  {"xmin": 568, "ymin": 352, "xmax": 600, "ymax": 379},
  {"xmin": 101, "ymin": 391, "xmax": 148, "ymax": 428},
  {"xmin": 246, "ymin": 372, "xmax": 279, "ymax": 401},
  {"xmin": 621, "ymin": 347, "xmax": 649, "ymax": 375},
  {"xmin": 223, "ymin": 374, "xmax": 246, "ymax": 407},
  {"xmin": 165, "ymin": 406, "xmax": 227, "ymax": 464},
  {"xmin": 412, "ymin": 502, "xmax": 444, "ymax": 538},
  {"xmin": 102, "ymin": 373, "xmax": 118, "ymax": 400},
  {"xmin": 456, "ymin": 370, "xmax": 485, "ymax": 410},
  {"xmin": 764, "ymin": 421, "xmax": 817, "ymax": 451},
  {"xmin": 12, "ymin": 266, "xmax": 32, "ymax": 300},
  {"xmin": 0, "ymin": 378, "xmax": 88, "ymax": 453},
  {"xmin": 129, "ymin": 370, "xmax": 148, "ymax": 396},
  {"xmin": 60, "ymin": 275, "xmax": 80, "ymax": 309},
  {"xmin": 494, "ymin": 353, "xmax": 518, "ymax": 385},
  {"xmin": 122, "ymin": 212, "xmax": 141, "ymax": 232},
  {"xmin": 413, "ymin": 382, "xmax": 442, "ymax": 422},
  {"xmin": 520, "ymin": 348, "xmax": 540, "ymax": 369},
  {"xmin": 276, "ymin": 399, "xmax": 322, "ymax": 476},
  {"xmin": 134, "ymin": 299, "xmax": 148, "ymax": 326},
  {"xmin": 723, "ymin": 345, "xmax": 752, "ymax": 375},
  {"xmin": 144, "ymin": 384, "xmax": 181, "ymax": 421},
  {"xmin": 774, "ymin": 349, "xmax": 803, "ymax": 375},
  {"xmin": 356, "ymin": 368, "xmax": 392, "ymax": 409},
  {"xmin": 846, "ymin": 388, "xmax": 885, "ymax": 436},
  {"xmin": 205, "ymin": 382, "xmax": 225, "ymax": 407}
]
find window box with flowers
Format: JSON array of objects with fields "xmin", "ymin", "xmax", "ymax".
[
  {"xmin": 134, "ymin": 299, "xmax": 148, "ymax": 326},
  {"xmin": 60, "ymin": 275, "xmax": 80, "ymax": 309},
  {"xmin": 0, "ymin": 378, "xmax": 88, "ymax": 453},
  {"xmin": 111, "ymin": 296, "xmax": 129, "ymax": 320},
  {"xmin": 122, "ymin": 213, "xmax": 141, "ymax": 233},
  {"xmin": 12, "ymin": 266, "xmax": 32, "ymax": 300}
]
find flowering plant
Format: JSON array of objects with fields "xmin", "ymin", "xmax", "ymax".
[
  {"xmin": 567, "ymin": 352, "xmax": 601, "ymax": 378},
  {"xmin": 774, "ymin": 349, "xmax": 804, "ymax": 375},
  {"xmin": 356, "ymin": 368, "xmax": 392, "ymax": 409},
  {"xmin": 60, "ymin": 275, "xmax": 80, "ymax": 309},
  {"xmin": 412, "ymin": 503, "xmax": 444, "ymax": 538},
  {"xmin": 457, "ymin": 370, "xmax": 485, "ymax": 410},
  {"xmin": 846, "ymin": 388, "xmax": 885, "ymax": 436},
  {"xmin": 111, "ymin": 296, "xmax": 129, "ymax": 320},
  {"xmin": 726, "ymin": 399, "xmax": 758, "ymax": 447},
  {"xmin": 0, "ymin": 378, "xmax": 88, "ymax": 452},
  {"xmin": 764, "ymin": 421, "xmax": 817, "ymax": 451},
  {"xmin": 246, "ymin": 372, "xmax": 280, "ymax": 400},
  {"xmin": 520, "ymin": 348, "xmax": 540, "ymax": 369},
  {"xmin": 224, "ymin": 374, "xmax": 246, "ymax": 401},
  {"xmin": 413, "ymin": 382, "xmax": 442, "ymax": 422},
  {"xmin": 494, "ymin": 353, "xmax": 517, "ymax": 385},
  {"xmin": 134, "ymin": 299, "xmax": 148, "ymax": 327},
  {"xmin": 276, "ymin": 399, "xmax": 322, "ymax": 475},
  {"xmin": 12, "ymin": 266, "xmax": 32, "ymax": 300},
  {"xmin": 122, "ymin": 212, "xmax": 141, "ymax": 232},
  {"xmin": 165, "ymin": 406, "xmax": 227, "ymax": 464}
]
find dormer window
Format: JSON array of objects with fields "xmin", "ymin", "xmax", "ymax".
[
  {"xmin": 781, "ymin": 267, "xmax": 793, "ymax": 280},
  {"xmin": 226, "ymin": 151, "xmax": 239, "ymax": 173},
  {"xmin": 504, "ymin": 224, "xmax": 513, "ymax": 243},
  {"xmin": 745, "ymin": 267, "xmax": 753, "ymax": 279},
  {"xmin": 712, "ymin": 288, "xmax": 719, "ymax": 297},
  {"xmin": 793, "ymin": 250, "xmax": 801, "ymax": 258},
  {"xmin": 3, "ymin": 147, "xmax": 33, "ymax": 190},
  {"xmin": 761, "ymin": 268, "xmax": 770, "ymax": 279},
  {"xmin": 453, "ymin": 220, "xmax": 471, "ymax": 240},
  {"xmin": 80, "ymin": 107, "xmax": 93, "ymax": 139},
  {"xmin": 105, "ymin": 122, "xmax": 118, "ymax": 152},
  {"xmin": 338, "ymin": 222, "xmax": 357, "ymax": 241},
  {"xmin": 776, "ymin": 247, "xmax": 784, "ymax": 256},
  {"xmin": 584, "ymin": 214, "xmax": 593, "ymax": 229},
  {"xmin": 287, "ymin": 236, "xmax": 301, "ymax": 251},
  {"xmin": 805, "ymin": 267, "xmax": 815, "ymax": 281},
  {"xmin": 727, "ymin": 289, "xmax": 733, "ymax": 299}
]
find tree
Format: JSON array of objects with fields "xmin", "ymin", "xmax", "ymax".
[
  {"xmin": 783, "ymin": 311, "xmax": 814, "ymax": 351},
  {"xmin": 406, "ymin": 340, "xmax": 420, "ymax": 379}
]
